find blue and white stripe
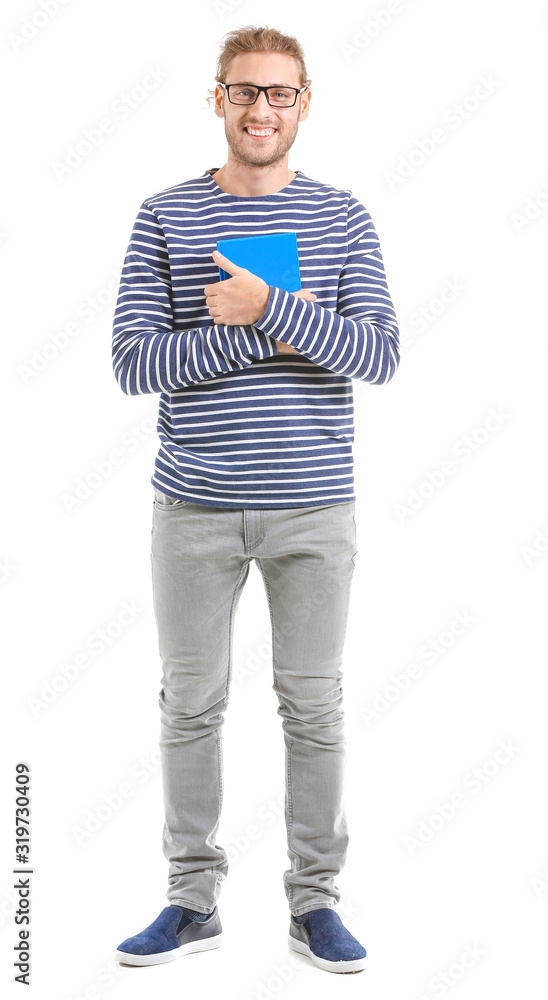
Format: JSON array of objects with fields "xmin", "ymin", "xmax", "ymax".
[{"xmin": 112, "ymin": 169, "xmax": 400, "ymax": 508}]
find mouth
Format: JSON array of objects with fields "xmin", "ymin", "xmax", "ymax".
[{"xmin": 243, "ymin": 126, "xmax": 278, "ymax": 140}]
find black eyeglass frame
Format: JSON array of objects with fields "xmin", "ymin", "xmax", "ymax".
[{"xmin": 218, "ymin": 82, "xmax": 307, "ymax": 107}]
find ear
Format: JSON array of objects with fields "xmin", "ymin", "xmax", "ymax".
[
  {"xmin": 214, "ymin": 84, "xmax": 225, "ymax": 119},
  {"xmin": 298, "ymin": 88, "xmax": 311, "ymax": 122}
]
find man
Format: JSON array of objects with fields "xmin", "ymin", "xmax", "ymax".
[{"xmin": 112, "ymin": 25, "xmax": 399, "ymax": 975}]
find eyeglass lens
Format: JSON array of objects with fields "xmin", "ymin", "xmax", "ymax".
[{"xmin": 228, "ymin": 86, "xmax": 298, "ymax": 107}]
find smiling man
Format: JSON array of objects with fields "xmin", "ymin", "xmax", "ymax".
[{"xmin": 112, "ymin": 25, "xmax": 400, "ymax": 975}]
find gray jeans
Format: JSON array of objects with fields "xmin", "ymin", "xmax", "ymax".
[{"xmin": 150, "ymin": 487, "xmax": 358, "ymax": 917}]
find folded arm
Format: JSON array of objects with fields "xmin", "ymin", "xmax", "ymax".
[
  {"xmin": 252, "ymin": 197, "xmax": 400, "ymax": 384},
  {"xmin": 111, "ymin": 202, "xmax": 277, "ymax": 396}
]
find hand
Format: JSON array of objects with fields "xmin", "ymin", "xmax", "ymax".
[
  {"xmin": 275, "ymin": 288, "xmax": 317, "ymax": 354},
  {"xmin": 204, "ymin": 251, "xmax": 270, "ymax": 326}
]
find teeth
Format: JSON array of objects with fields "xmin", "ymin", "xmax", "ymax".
[{"xmin": 246, "ymin": 127, "xmax": 276, "ymax": 136}]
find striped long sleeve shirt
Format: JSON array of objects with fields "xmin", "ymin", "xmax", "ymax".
[{"xmin": 111, "ymin": 168, "xmax": 400, "ymax": 508}]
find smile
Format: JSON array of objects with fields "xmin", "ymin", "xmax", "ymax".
[{"xmin": 244, "ymin": 127, "xmax": 277, "ymax": 138}]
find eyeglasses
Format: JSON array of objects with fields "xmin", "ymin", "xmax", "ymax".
[{"xmin": 219, "ymin": 82, "xmax": 307, "ymax": 108}]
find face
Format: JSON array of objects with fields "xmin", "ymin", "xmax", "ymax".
[{"xmin": 214, "ymin": 52, "xmax": 310, "ymax": 169}]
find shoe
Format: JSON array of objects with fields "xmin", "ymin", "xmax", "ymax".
[
  {"xmin": 288, "ymin": 907, "xmax": 367, "ymax": 974},
  {"xmin": 115, "ymin": 905, "xmax": 223, "ymax": 966}
]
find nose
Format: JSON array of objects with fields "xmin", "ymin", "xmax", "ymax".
[{"xmin": 253, "ymin": 90, "xmax": 273, "ymax": 116}]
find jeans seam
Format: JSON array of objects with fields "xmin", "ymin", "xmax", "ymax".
[
  {"xmin": 287, "ymin": 736, "xmax": 294, "ymax": 908},
  {"xmin": 246, "ymin": 510, "xmax": 265, "ymax": 550},
  {"xmin": 225, "ymin": 560, "xmax": 250, "ymax": 703},
  {"xmin": 216, "ymin": 729, "xmax": 223, "ymax": 817},
  {"xmin": 257, "ymin": 556, "xmax": 297, "ymax": 908},
  {"xmin": 255, "ymin": 558, "xmax": 278, "ymax": 691}
]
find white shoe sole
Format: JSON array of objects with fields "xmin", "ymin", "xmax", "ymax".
[
  {"xmin": 288, "ymin": 934, "xmax": 367, "ymax": 973},
  {"xmin": 115, "ymin": 931, "xmax": 223, "ymax": 966}
]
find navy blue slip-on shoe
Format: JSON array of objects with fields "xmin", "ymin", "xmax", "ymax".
[
  {"xmin": 288, "ymin": 907, "xmax": 367, "ymax": 974},
  {"xmin": 115, "ymin": 905, "xmax": 222, "ymax": 966}
]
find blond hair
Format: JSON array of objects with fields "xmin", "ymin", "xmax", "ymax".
[{"xmin": 206, "ymin": 25, "xmax": 311, "ymax": 107}]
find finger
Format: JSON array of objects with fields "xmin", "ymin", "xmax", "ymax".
[{"xmin": 212, "ymin": 250, "xmax": 242, "ymax": 276}]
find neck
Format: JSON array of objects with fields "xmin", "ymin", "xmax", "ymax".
[{"xmin": 211, "ymin": 157, "xmax": 296, "ymax": 196}]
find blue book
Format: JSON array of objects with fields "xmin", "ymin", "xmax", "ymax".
[{"xmin": 216, "ymin": 232, "xmax": 301, "ymax": 292}]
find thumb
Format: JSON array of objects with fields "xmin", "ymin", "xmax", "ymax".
[{"xmin": 213, "ymin": 250, "xmax": 243, "ymax": 275}]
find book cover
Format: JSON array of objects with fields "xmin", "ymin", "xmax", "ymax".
[{"xmin": 216, "ymin": 231, "xmax": 301, "ymax": 292}]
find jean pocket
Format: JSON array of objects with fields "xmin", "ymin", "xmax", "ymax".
[{"xmin": 153, "ymin": 487, "xmax": 189, "ymax": 508}]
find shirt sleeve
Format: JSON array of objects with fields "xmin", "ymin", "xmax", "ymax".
[
  {"xmin": 112, "ymin": 201, "xmax": 278, "ymax": 395},
  {"xmin": 252, "ymin": 195, "xmax": 400, "ymax": 384}
]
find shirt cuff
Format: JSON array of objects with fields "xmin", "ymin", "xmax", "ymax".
[{"xmin": 254, "ymin": 284, "xmax": 282, "ymax": 333}]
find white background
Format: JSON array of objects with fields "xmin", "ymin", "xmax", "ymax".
[{"xmin": 1, "ymin": 0, "xmax": 547, "ymax": 997}]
